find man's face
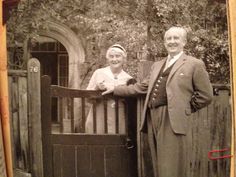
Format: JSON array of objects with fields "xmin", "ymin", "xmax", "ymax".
[{"xmin": 164, "ymin": 29, "xmax": 186, "ymax": 57}]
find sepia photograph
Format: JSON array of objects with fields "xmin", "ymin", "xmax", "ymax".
[{"xmin": 0, "ymin": 0, "xmax": 235, "ymax": 177}]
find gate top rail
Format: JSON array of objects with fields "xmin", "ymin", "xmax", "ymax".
[
  {"xmin": 49, "ymin": 82, "xmax": 230, "ymax": 99},
  {"xmin": 50, "ymin": 85, "xmax": 112, "ymax": 99}
]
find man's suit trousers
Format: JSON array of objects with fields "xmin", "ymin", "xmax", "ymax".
[{"xmin": 147, "ymin": 106, "xmax": 192, "ymax": 177}]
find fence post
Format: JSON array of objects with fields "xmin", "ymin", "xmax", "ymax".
[{"xmin": 27, "ymin": 58, "xmax": 44, "ymax": 177}]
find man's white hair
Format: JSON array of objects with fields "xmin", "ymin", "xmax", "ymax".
[{"xmin": 164, "ymin": 26, "xmax": 187, "ymax": 41}]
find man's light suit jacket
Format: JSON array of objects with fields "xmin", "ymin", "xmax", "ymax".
[{"xmin": 114, "ymin": 53, "xmax": 213, "ymax": 135}]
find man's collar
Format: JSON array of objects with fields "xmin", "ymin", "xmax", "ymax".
[{"xmin": 168, "ymin": 51, "xmax": 184, "ymax": 60}]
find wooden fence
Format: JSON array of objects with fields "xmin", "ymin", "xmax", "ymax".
[
  {"xmin": 8, "ymin": 69, "xmax": 30, "ymax": 176},
  {"xmin": 8, "ymin": 59, "xmax": 43, "ymax": 177},
  {"xmin": 7, "ymin": 59, "xmax": 232, "ymax": 177}
]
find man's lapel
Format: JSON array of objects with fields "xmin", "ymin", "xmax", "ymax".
[{"xmin": 166, "ymin": 53, "xmax": 187, "ymax": 84}]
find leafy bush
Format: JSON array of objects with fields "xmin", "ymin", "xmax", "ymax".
[{"xmin": 6, "ymin": 0, "xmax": 229, "ymax": 83}]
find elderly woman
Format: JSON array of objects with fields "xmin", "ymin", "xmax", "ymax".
[{"xmin": 85, "ymin": 44, "xmax": 132, "ymax": 134}]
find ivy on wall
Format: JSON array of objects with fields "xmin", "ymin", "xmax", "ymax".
[{"xmin": 7, "ymin": 0, "xmax": 229, "ymax": 84}]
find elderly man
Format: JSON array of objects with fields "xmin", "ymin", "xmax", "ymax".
[{"xmin": 103, "ymin": 26, "xmax": 213, "ymax": 177}]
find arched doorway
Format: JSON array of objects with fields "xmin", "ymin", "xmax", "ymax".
[
  {"xmin": 30, "ymin": 36, "xmax": 68, "ymax": 123},
  {"xmin": 31, "ymin": 36, "xmax": 68, "ymax": 87},
  {"xmin": 31, "ymin": 21, "xmax": 85, "ymax": 130},
  {"xmin": 38, "ymin": 21, "xmax": 85, "ymax": 89}
]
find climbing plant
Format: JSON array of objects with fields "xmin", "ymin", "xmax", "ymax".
[{"xmin": 7, "ymin": 0, "xmax": 229, "ymax": 83}]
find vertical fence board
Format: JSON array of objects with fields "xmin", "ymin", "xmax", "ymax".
[
  {"xmin": 8, "ymin": 70, "xmax": 32, "ymax": 177},
  {"xmin": 207, "ymin": 99, "xmax": 214, "ymax": 177},
  {"xmin": 11, "ymin": 77, "xmax": 20, "ymax": 169},
  {"xmin": 8, "ymin": 76, "xmax": 16, "ymax": 169},
  {"xmin": 18, "ymin": 76, "xmax": 29, "ymax": 171},
  {"xmin": 199, "ymin": 107, "xmax": 209, "ymax": 177},
  {"xmin": 27, "ymin": 58, "xmax": 44, "ymax": 177}
]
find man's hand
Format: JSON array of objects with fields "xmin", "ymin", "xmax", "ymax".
[{"xmin": 102, "ymin": 84, "xmax": 115, "ymax": 95}]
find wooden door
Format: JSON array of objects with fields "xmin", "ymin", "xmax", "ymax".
[{"xmin": 41, "ymin": 76, "xmax": 138, "ymax": 177}]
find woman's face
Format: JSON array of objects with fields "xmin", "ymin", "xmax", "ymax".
[{"xmin": 107, "ymin": 49, "xmax": 125, "ymax": 70}]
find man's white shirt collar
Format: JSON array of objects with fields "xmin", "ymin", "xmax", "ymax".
[{"xmin": 166, "ymin": 51, "xmax": 184, "ymax": 69}]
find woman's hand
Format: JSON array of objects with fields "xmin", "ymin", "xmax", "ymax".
[
  {"xmin": 102, "ymin": 84, "xmax": 115, "ymax": 95},
  {"xmin": 97, "ymin": 80, "xmax": 106, "ymax": 90},
  {"xmin": 96, "ymin": 81, "xmax": 114, "ymax": 95}
]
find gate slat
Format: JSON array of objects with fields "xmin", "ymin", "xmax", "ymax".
[
  {"xmin": 70, "ymin": 98, "xmax": 74, "ymax": 133},
  {"xmin": 81, "ymin": 98, "xmax": 85, "ymax": 133},
  {"xmin": 41, "ymin": 76, "xmax": 53, "ymax": 177},
  {"xmin": 59, "ymin": 97, "xmax": 63, "ymax": 133},
  {"xmin": 61, "ymin": 146, "xmax": 76, "ymax": 177},
  {"xmin": 115, "ymin": 98, "xmax": 119, "ymax": 134},
  {"xmin": 103, "ymin": 98, "xmax": 108, "ymax": 134},
  {"xmin": 90, "ymin": 146, "xmax": 105, "ymax": 177},
  {"xmin": 76, "ymin": 146, "xmax": 90, "ymax": 177},
  {"xmin": 105, "ymin": 146, "xmax": 123, "ymax": 177},
  {"xmin": 52, "ymin": 145, "xmax": 61, "ymax": 177},
  {"xmin": 92, "ymin": 100, "xmax": 97, "ymax": 133}
]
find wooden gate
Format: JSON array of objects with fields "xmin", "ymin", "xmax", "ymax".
[{"xmin": 41, "ymin": 75, "xmax": 137, "ymax": 177}]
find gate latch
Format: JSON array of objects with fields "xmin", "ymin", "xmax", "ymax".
[{"xmin": 126, "ymin": 137, "xmax": 134, "ymax": 149}]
